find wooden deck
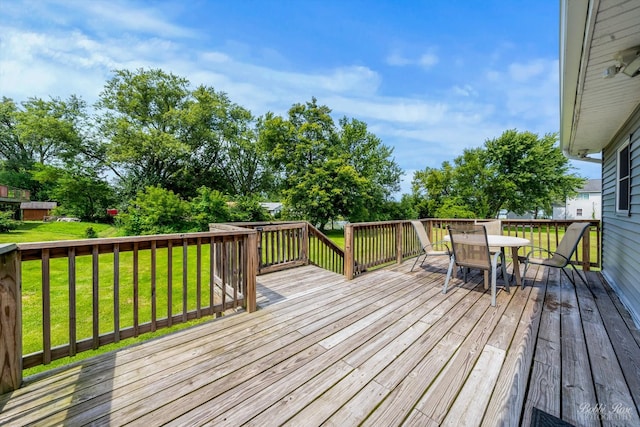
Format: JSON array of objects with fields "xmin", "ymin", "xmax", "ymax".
[{"xmin": 1, "ymin": 258, "xmax": 639, "ymax": 426}]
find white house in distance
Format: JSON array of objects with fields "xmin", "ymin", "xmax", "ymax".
[
  {"xmin": 561, "ymin": 0, "xmax": 640, "ymax": 325},
  {"xmin": 259, "ymin": 202, "xmax": 283, "ymax": 217},
  {"xmin": 553, "ymin": 179, "xmax": 602, "ymax": 220}
]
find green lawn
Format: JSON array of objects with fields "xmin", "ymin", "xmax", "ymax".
[{"xmin": 0, "ymin": 220, "xmax": 118, "ymax": 244}]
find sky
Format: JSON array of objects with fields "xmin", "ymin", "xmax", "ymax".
[{"xmin": 0, "ymin": 0, "xmax": 601, "ymax": 196}]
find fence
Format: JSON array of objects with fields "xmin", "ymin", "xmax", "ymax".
[
  {"xmin": 0, "ymin": 229, "xmax": 257, "ymax": 393},
  {"xmin": 344, "ymin": 219, "xmax": 600, "ymax": 279}
]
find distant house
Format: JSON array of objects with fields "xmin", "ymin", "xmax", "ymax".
[
  {"xmin": 553, "ymin": 179, "xmax": 602, "ymax": 220},
  {"xmin": 259, "ymin": 202, "xmax": 283, "ymax": 217},
  {"xmin": 20, "ymin": 201, "xmax": 57, "ymax": 221}
]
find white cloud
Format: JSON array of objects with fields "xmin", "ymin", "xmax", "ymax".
[
  {"xmin": 386, "ymin": 52, "xmax": 412, "ymax": 66},
  {"xmin": 385, "ymin": 49, "xmax": 439, "ymax": 70},
  {"xmin": 419, "ymin": 53, "xmax": 439, "ymax": 69},
  {"xmin": 452, "ymin": 84, "xmax": 478, "ymax": 97},
  {"xmin": 508, "ymin": 59, "xmax": 547, "ymax": 82}
]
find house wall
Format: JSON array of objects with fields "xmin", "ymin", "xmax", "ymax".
[
  {"xmin": 602, "ymin": 114, "xmax": 640, "ymax": 326},
  {"xmin": 22, "ymin": 209, "xmax": 51, "ymax": 221},
  {"xmin": 554, "ymin": 192, "xmax": 602, "ymax": 220}
]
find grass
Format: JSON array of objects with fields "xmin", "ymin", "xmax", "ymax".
[{"xmin": 0, "ymin": 220, "xmax": 117, "ymax": 243}]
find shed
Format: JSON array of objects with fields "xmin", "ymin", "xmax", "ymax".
[{"xmin": 20, "ymin": 202, "xmax": 57, "ymax": 221}]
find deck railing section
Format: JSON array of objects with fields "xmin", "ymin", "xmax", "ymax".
[
  {"xmin": 230, "ymin": 222, "xmax": 344, "ymax": 275},
  {"xmin": 308, "ymin": 223, "xmax": 344, "ymax": 275},
  {"xmin": 0, "ymin": 230, "xmax": 257, "ymax": 392},
  {"xmin": 344, "ymin": 221, "xmax": 418, "ymax": 278},
  {"xmin": 0, "ymin": 185, "xmax": 30, "ymax": 201},
  {"xmin": 255, "ymin": 223, "xmax": 307, "ymax": 274},
  {"xmin": 345, "ymin": 219, "xmax": 600, "ymax": 279}
]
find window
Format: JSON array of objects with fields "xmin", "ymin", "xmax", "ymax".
[
  {"xmin": 576, "ymin": 208, "xmax": 583, "ymax": 217},
  {"xmin": 617, "ymin": 139, "xmax": 631, "ymax": 214},
  {"xmin": 576, "ymin": 193, "xmax": 590, "ymax": 200}
]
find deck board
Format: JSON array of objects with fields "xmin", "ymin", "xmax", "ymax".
[{"xmin": 1, "ymin": 260, "xmax": 640, "ymax": 426}]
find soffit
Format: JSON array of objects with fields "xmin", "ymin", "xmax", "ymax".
[{"xmin": 562, "ymin": 0, "xmax": 640, "ymax": 156}]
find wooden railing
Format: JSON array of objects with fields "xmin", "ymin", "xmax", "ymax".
[
  {"xmin": 308, "ymin": 223, "xmax": 344, "ymax": 275},
  {"xmin": 0, "ymin": 185, "xmax": 30, "ymax": 201},
  {"xmin": 229, "ymin": 222, "xmax": 344, "ymax": 275},
  {"xmin": 0, "ymin": 229, "xmax": 257, "ymax": 392},
  {"xmin": 345, "ymin": 219, "xmax": 601, "ymax": 279}
]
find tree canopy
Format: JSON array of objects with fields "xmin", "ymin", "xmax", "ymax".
[
  {"xmin": 1, "ymin": 68, "xmax": 582, "ymax": 234},
  {"xmin": 260, "ymin": 98, "xmax": 401, "ymax": 229},
  {"xmin": 411, "ymin": 130, "xmax": 584, "ymax": 218}
]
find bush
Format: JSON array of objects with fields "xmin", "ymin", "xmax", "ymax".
[
  {"xmin": 118, "ymin": 186, "xmax": 190, "ymax": 235},
  {"xmin": 85, "ymin": 227, "xmax": 98, "ymax": 238},
  {"xmin": 229, "ymin": 197, "xmax": 271, "ymax": 222},
  {"xmin": 0, "ymin": 210, "xmax": 20, "ymax": 233},
  {"xmin": 189, "ymin": 187, "xmax": 230, "ymax": 231}
]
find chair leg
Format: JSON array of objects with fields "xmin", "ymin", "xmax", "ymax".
[
  {"xmin": 491, "ymin": 258, "xmax": 498, "ymax": 306},
  {"xmin": 521, "ymin": 261, "xmax": 530, "ymax": 289},
  {"xmin": 500, "ymin": 252, "xmax": 509, "ymax": 293},
  {"xmin": 569, "ymin": 264, "xmax": 589, "ymax": 287},
  {"xmin": 411, "ymin": 251, "xmax": 425, "ymax": 272},
  {"xmin": 443, "ymin": 255, "xmax": 455, "ymax": 294},
  {"xmin": 561, "ymin": 268, "xmax": 576, "ymax": 287}
]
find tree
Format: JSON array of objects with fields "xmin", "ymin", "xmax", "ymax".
[
  {"xmin": 260, "ymin": 98, "xmax": 401, "ymax": 228},
  {"xmin": 0, "ymin": 96, "xmax": 98, "ymax": 199},
  {"xmin": 97, "ymin": 68, "xmax": 274, "ymax": 200},
  {"xmin": 411, "ymin": 129, "xmax": 584, "ymax": 218},
  {"xmin": 32, "ymin": 164, "xmax": 115, "ymax": 222},
  {"xmin": 484, "ymin": 130, "xmax": 584, "ymax": 218}
]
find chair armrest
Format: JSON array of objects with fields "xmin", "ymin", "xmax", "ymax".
[
  {"xmin": 523, "ymin": 247, "xmax": 570, "ymax": 263},
  {"xmin": 424, "ymin": 241, "xmax": 450, "ymax": 255}
]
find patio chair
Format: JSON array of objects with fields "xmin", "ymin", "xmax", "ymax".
[
  {"xmin": 476, "ymin": 219, "xmax": 507, "ymax": 279},
  {"xmin": 522, "ymin": 222, "xmax": 590, "ymax": 288},
  {"xmin": 410, "ymin": 220, "xmax": 450, "ymax": 272},
  {"xmin": 443, "ymin": 223, "xmax": 507, "ymax": 306}
]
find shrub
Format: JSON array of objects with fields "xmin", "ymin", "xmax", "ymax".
[
  {"xmin": 119, "ymin": 186, "xmax": 190, "ymax": 235},
  {"xmin": 85, "ymin": 227, "xmax": 98, "ymax": 238},
  {"xmin": 0, "ymin": 210, "xmax": 20, "ymax": 233},
  {"xmin": 189, "ymin": 187, "xmax": 231, "ymax": 231}
]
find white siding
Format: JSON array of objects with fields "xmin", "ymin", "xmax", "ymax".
[{"xmin": 602, "ymin": 118, "xmax": 640, "ymax": 325}]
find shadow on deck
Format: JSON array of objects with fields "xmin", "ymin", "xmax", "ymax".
[{"xmin": 1, "ymin": 258, "xmax": 639, "ymax": 426}]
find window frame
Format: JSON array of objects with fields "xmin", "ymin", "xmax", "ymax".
[{"xmin": 616, "ymin": 138, "xmax": 631, "ymax": 215}]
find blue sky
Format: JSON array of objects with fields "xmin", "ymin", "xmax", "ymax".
[{"xmin": 0, "ymin": 0, "xmax": 601, "ymax": 195}]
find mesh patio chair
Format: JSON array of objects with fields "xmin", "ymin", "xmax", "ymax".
[
  {"xmin": 522, "ymin": 222, "xmax": 590, "ymax": 288},
  {"xmin": 443, "ymin": 223, "xmax": 507, "ymax": 306},
  {"xmin": 476, "ymin": 219, "xmax": 507, "ymax": 279},
  {"xmin": 410, "ymin": 220, "xmax": 450, "ymax": 272}
]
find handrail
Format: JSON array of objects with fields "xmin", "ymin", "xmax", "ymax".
[
  {"xmin": 0, "ymin": 229, "xmax": 257, "ymax": 388},
  {"xmin": 0, "ymin": 184, "xmax": 30, "ymax": 201},
  {"xmin": 228, "ymin": 221, "xmax": 345, "ymax": 275},
  {"xmin": 307, "ymin": 223, "xmax": 344, "ymax": 274},
  {"xmin": 344, "ymin": 218, "xmax": 600, "ymax": 279}
]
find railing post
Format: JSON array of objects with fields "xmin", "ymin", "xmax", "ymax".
[
  {"xmin": 344, "ymin": 224, "xmax": 354, "ymax": 280},
  {"xmin": 396, "ymin": 222, "xmax": 403, "ymax": 265},
  {"xmin": 0, "ymin": 244, "xmax": 21, "ymax": 393},
  {"xmin": 302, "ymin": 223, "xmax": 309, "ymax": 265},
  {"xmin": 245, "ymin": 232, "xmax": 258, "ymax": 313},
  {"xmin": 581, "ymin": 226, "xmax": 591, "ymax": 272}
]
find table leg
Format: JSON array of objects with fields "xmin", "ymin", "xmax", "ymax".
[{"xmin": 511, "ymin": 247, "xmax": 523, "ymax": 287}]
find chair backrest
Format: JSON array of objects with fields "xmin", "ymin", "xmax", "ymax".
[
  {"xmin": 477, "ymin": 220, "xmax": 502, "ymax": 236},
  {"xmin": 552, "ymin": 222, "xmax": 590, "ymax": 266},
  {"xmin": 411, "ymin": 220, "xmax": 432, "ymax": 248},
  {"xmin": 448, "ymin": 224, "xmax": 491, "ymax": 270}
]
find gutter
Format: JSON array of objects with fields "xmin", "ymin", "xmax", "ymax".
[{"xmin": 562, "ymin": 148, "xmax": 602, "ymax": 164}]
